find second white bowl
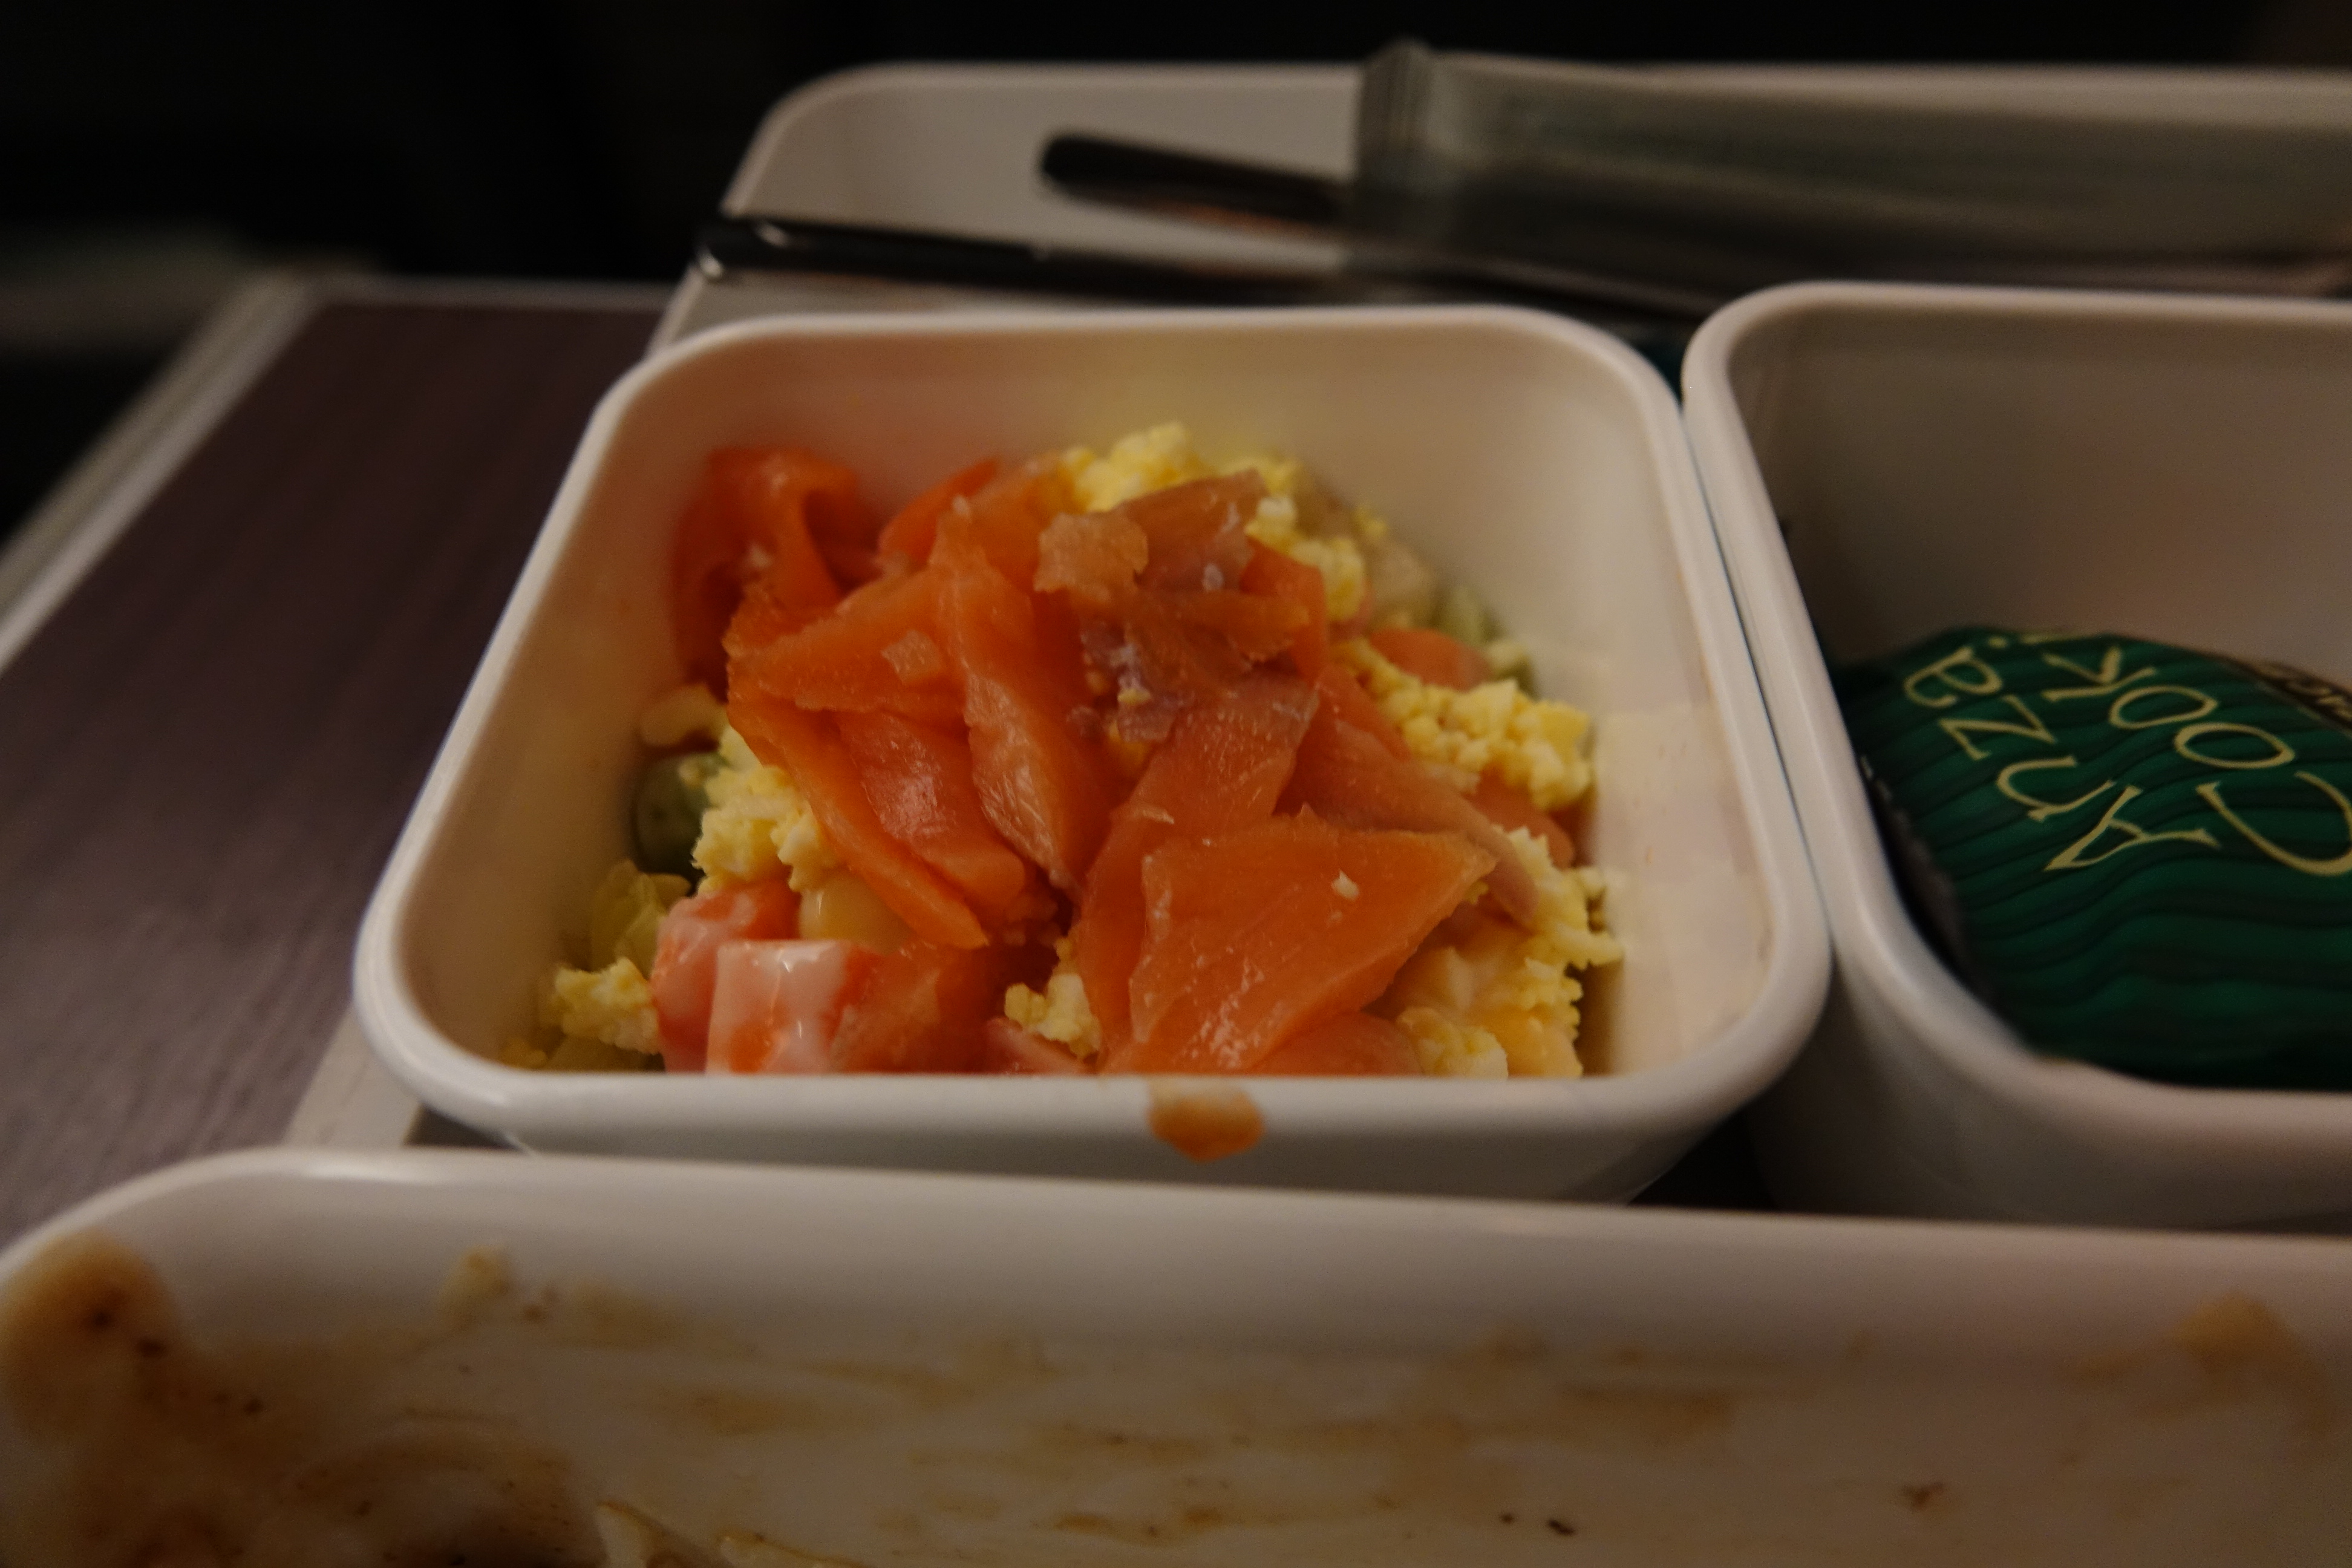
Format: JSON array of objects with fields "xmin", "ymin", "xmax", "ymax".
[{"xmin": 1684, "ymin": 281, "xmax": 2352, "ymax": 1229}]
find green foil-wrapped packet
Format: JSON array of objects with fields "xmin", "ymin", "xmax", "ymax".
[{"xmin": 1836, "ymin": 628, "xmax": 2352, "ymax": 1090}]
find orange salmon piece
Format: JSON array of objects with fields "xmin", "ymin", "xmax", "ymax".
[
  {"xmin": 959, "ymin": 459, "xmax": 1067, "ymax": 587},
  {"xmin": 1070, "ymin": 673, "xmax": 1318, "ymax": 1042},
  {"xmin": 800, "ymin": 481, "xmax": 883, "ymax": 591},
  {"xmin": 832, "ymin": 941, "xmax": 1010, "ymax": 1071},
  {"xmin": 720, "ymin": 576, "xmax": 825, "ymax": 675},
  {"xmin": 728, "ymin": 697, "xmax": 988, "ymax": 949},
  {"xmin": 1035, "ymin": 510, "xmax": 1149, "ymax": 604},
  {"xmin": 1117, "ymin": 812, "xmax": 1492, "ymax": 1073},
  {"xmin": 671, "ymin": 448, "xmax": 857, "ymax": 690},
  {"xmin": 1369, "ymin": 626, "xmax": 1490, "ymax": 690},
  {"xmin": 649, "ymin": 881, "xmax": 800, "ymax": 1073},
  {"xmin": 877, "ymin": 457, "xmax": 998, "ymax": 566},
  {"xmin": 837, "ymin": 710, "xmax": 1034, "ymax": 918},
  {"xmin": 1285, "ymin": 693, "xmax": 1540, "ymax": 927},
  {"xmin": 729, "ymin": 567, "xmax": 962, "ymax": 728},
  {"xmin": 1471, "ymin": 774, "xmax": 1576, "ymax": 867},
  {"xmin": 1039, "ymin": 475, "xmax": 1301, "ymax": 750},
  {"xmin": 1240, "ymin": 543, "xmax": 1329, "ymax": 678},
  {"xmin": 1125, "ymin": 472, "xmax": 1261, "ymax": 591},
  {"xmin": 1168, "ymin": 588, "xmax": 1304, "ymax": 663},
  {"xmin": 934, "ymin": 511, "xmax": 1114, "ymax": 895},
  {"xmin": 706, "ymin": 938, "xmax": 877, "ymax": 1074},
  {"xmin": 1247, "ymin": 1011, "xmax": 1420, "ymax": 1076},
  {"xmin": 976, "ymin": 1017, "xmax": 1091, "ymax": 1074},
  {"xmin": 1089, "ymin": 589, "xmax": 1254, "ymax": 732},
  {"xmin": 1313, "ymin": 660, "xmax": 1412, "ymax": 759}
]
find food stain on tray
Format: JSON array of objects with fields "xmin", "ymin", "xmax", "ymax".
[
  {"xmin": 1147, "ymin": 1080, "xmax": 1266, "ymax": 1160},
  {"xmin": 2073, "ymin": 1290, "xmax": 2338, "ymax": 1448},
  {"xmin": 0, "ymin": 1231, "xmax": 604, "ymax": 1567}
]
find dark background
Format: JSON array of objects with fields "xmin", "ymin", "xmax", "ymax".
[{"xmin": 5, "ymin": 0, "xmax": 2348, "ymax": 534}]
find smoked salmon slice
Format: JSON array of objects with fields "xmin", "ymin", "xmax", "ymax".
[
  {"xmin": 650, "ymin": 881, "xmax": 800, "ymax": 1072},
  {"xmin": 976, "ymin": 1017, "xmax": 1089, "ymax": 1074},
  {"xmin": 954, "ymin": 459, "xmax": 1066, "ymax": 587},
  {"xmin": 933, "ymin": 509, "xmax": 1114, "ymax": 895},
  {"xmin": 1240, "ymin": 543, "xmax": 1329, "ymax": 678},
  {"xmin": 1070, "ymin": 673, "xmax": 1318, "ymax": 1043},
  {"xmin": 706, "ymin": 939, "xmax": 877, "ymax": 1074},
  {"xmin": 1034, "ymin": 510, "xmax": 1149, "ymax": 604},
  {"xmin": 1117, "ymin": 812, "xmax": 1492, "ymax": 1073},
  {"xmin": 1284, "ymin": 686, "xmax": 1540, "ymax": 926},
  {"xmin": 1036, "ymin": 475, "xmax": 1310, "ymax": 750},
  {"xmin": 1311, "ymin": 660, "xmax": 1412, "ymax": 759},
  {"xmin": 1471, "ymin": 774, "xmax": 1576, "ymax": 868},
  {"xmin": 831, "ymin": 941, "xmax": 1009, "ymax": 1071},
  {"xmin": 727, "ymin": 697, "xmax": 988, "ymax": 949},
  {"xmin": 728, "ymin": 567, "xmax": 962, "ymax": 728},
  {"xmin": 837, "ymin": 710, "xmax": 1034, "ymax": 920},
  {"xmin": 1368, "ymin": 626, "xmax": 1490, "ymax": 690},
  {"xmin": 1247, "ymin": 1011, "xmax": 1420, "ymax": 1076},
  {"xmin": 1125, "ymin": 472, "xmax": 1261, "ymax": 591},
  {"xmin": 671, "ymin": 448, "xmax": 858, "ymax": 691},
  {"xmin": 877, "ymin": 457, "xmax": 998, "ymax": 565}
]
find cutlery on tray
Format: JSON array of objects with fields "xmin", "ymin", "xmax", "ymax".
[
  {"xmin": 694, "ymin": 211, "xmax": 1726, "ymax": 323},
  {"xmin": 1037, "ymin": 132, "xmax": 2352, "ymax": 302}
]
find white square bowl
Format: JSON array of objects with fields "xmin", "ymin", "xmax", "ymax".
[
  {"xmin": 6, "ymin": 1149, "xmax": 2349, "ymax": 1562},
  {"xmin": 353, "ymin": 305, "xmax": 1825, "ymax": 1197},
  {"xmin": 1682, "ymin": 281, "xmax": 2352, "ymax": 1229}
]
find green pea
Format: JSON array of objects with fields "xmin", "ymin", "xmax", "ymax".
[
  {"xmin": 1434, "ymin": 583, "xmax": 1493, "ymax": 645},
  {"xmin": 633, "ymin": 751, "xmax": 720, "ymax": 880}
]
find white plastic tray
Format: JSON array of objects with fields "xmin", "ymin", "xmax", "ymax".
[{"xmin": 5, "ymin": 1148, "xmax": 2348, "ymax": 1564}]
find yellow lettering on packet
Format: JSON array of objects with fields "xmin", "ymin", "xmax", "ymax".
[
  {"xmin": 2108, "ymin": 684, "xmax": 2220, "ymax": 731},
  {"xmin": 1939, "ymin": 693, "xmax": 2057, "ymax": 762},
  {"xmin": 1995, "ymin": 757, "xmax": 2117, "ymax": 822},
  {"xmin": 2044, "ymin": 784, "xmax": 2221, "ymax": 871},
  {"xmin": 2107, "ymin": 681, "xmax": 2210, "ymax": 733},
  {"xmin": 1901, "ymin": 644, "xmax": 2003, "ymax": 710},
  {"xmin": 2174, "ymin": 722, "xmax": 2296, "ymax": 771},
  {"xmin": 2198, "ymin": 773, "xmax": 2352, "ymax": 878},
  {"xmin": 2040, "ymin": 643, "xmax": 2155, "ymax": 702}
]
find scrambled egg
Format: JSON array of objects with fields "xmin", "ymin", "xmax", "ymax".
[
  {"xmin": 538, "ymin": 961, "xmax": 660, "ymax": 1056},
  {"xmin": 693, "ymin": 720, "xmax": 838, "ymax": 893},
  {"xmin": 1060, "ymin": 423, "xmax": 1370, "ymax": 622},
  {"xmin": 621, "ymin": 682, "xmax": 838, "ymax": 894},
  {"xmin": 1335, "ymin": 638, "xmax": 1593, "ymax": 811},
  {"xmin": 507, "ymin": 861, "xmax": 684, "ymax": 1070},
  {"xmin": 1385, "ymin": 831, "xmax": 1622, "ymax": 1079},
  {"xmin": 1002, "ymin": 937, "xmax": 1103, "ymax": 1059}
]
